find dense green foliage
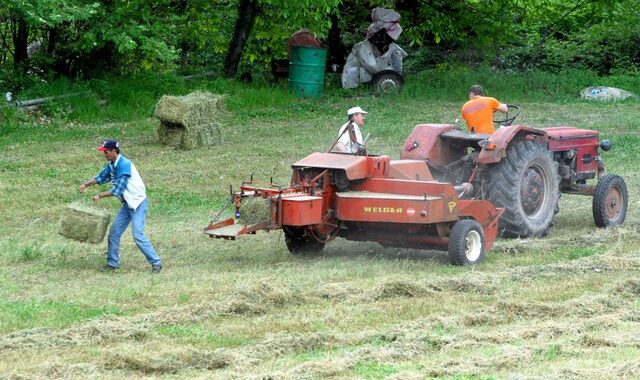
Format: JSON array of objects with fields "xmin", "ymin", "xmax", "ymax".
[
  {"xmin": 1, "ymin": 0, "xmax": 638, "ymax": 93},
  {"xmin": 503, "ymin": 0, "xmax": 640, "ymax": 74}
]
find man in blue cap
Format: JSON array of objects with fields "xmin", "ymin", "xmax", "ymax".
[{"xmin": 79, "ymin": 140, "xmax": 162, "ymax": 273}]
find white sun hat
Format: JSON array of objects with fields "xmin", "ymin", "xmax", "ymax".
[{"xmin": 347, "ymin": 106, "xmax": 367, "ymax": 116}]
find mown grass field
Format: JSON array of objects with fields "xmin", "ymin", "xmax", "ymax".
[{"xmin": 0, "ymin": 70, "xmax": 639, "ymax": 378}]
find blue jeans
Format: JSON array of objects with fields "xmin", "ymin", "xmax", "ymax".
[{"xmin": 107, "ymin": 198, "xmax": 161, "ymax": 267}]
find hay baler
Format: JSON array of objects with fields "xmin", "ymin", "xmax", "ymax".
[{"xmin": 204, "ymin": 152, "xmax": 504, "ymax": 265}]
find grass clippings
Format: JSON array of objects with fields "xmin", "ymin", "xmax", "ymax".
[
  {"xmin": 374, "ymin": 280, "xmax": 436, "ymax": 299},
  {"xmin": 42, "ymin": 361, "xmax": 99, "ymax": 378},
  {"xmin": 104, "ymin": 347, "xmax": 230, "ymax": 374}
]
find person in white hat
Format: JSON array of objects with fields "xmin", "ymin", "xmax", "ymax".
[{"xmin": 333, "ymin": 106, "xmax": 368, "ymax": 154}]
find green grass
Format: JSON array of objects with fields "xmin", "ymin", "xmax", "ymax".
[
  {"xmin": 0, "ymin": 68, "xmax": 639, "ymax": 378},
  {"xmin": 0, "ymin": 300, "xmax": 122, "ymax": 332}
]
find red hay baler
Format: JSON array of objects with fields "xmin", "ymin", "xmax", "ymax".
[{"xmin": 205, "ymin": 152, "xmax": 504, "ymax": 265}]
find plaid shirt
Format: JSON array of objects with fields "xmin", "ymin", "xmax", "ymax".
[{"xmin": 94, "ymin": 156, "xmax": 129, "ymax": 199}]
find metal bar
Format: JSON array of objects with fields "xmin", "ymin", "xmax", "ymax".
[{"xmin": 14, "ymin": 91, "xmax": 91, "ymax": 107}]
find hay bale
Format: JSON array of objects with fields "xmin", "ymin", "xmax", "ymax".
[
  {"xmin": 58, "ymin": 202, "xmax": 111, "ymax": 244},
  {"xmin": 238, "ymin": 197, "xmax": 272, "ymax": 225},
  {"xmin": 154, "ymin": 91, "xmax": 224, "ymax": 150}
]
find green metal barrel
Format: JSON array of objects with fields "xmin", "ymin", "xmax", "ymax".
[{"xmin": 288, "ymin": 46, "xmax": 327, "ymax": 97}]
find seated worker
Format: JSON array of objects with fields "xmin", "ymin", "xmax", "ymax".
[
  {"xmin": 333, "ymin": 106, "xmax": 367, "ymax": 154},
  {"xmin": 461, "ymin": 85, "xmax": 508, "ymax": 134}
]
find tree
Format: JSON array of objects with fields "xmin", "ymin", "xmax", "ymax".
[
  {"xmin": 222, "ymin": 0, "xmax": 342, "ymax": 77},
  {"xmin": 0, "ymin": 0, "xmax": 182, "ymax": 78},
  {"xmin": 2, "ymin": 0, "xmax": 98, "ymax": 71},
  {"xmin": 224, "ymin": 0, "xmax": 259, "ymax": 77}
]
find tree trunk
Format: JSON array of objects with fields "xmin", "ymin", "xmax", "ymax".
[
  {"xmin": 327, "ymin": 13, "xmax": 347, "ymax": 71},
  {"xmin": 223, "ymin": 0, "xmax": 259, "ymax": 77},
  {"xmin": 12, "ymin": 17, "xmax": 29, "ymax": 71},
  {"xmin": 46, "ymin": 26, "xmax": 57, "ymax": 54}
]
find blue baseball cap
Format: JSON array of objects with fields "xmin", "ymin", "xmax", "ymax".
[{"xmin": 97, "ymin": 140, "xmax": 119, "ymax": 151}]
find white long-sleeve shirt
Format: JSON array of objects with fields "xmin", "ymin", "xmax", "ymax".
[{"xmin": 334, "ymin": 122, "xmax": 363, "ymax": 153}]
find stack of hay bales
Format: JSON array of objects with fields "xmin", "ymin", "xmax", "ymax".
[
  {"xmin": 154, "ymin": 91, "xmax": 224, "ymax": 150},
  {"xmin": 58, "ymin": 202, "xmax": 111, "ymax": 244}
]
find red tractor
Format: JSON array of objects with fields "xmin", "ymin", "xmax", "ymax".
[
  {"xmin": 204, "ymin": 107, "xmax": 627, "ymax": 264},
  {"xmin": 401, "ymin": 105, "xmax": 628, "ymax": 237},
  {"xmin": 205, "ymin": 152, "xmax": 504, "ymax": 266}
]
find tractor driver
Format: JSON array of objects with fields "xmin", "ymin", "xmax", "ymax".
[
  {"xmin": 333, "ymin": 106, "xmax": 367, "ymax": 154},
  {"xmin": 461, "ymin": 85, "xmax": 508, "ymax": 134}
]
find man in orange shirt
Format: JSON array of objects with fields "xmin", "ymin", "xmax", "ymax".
[{"xmin": 461, "ymin": 85, "xmax": 508, "ymax": 134}]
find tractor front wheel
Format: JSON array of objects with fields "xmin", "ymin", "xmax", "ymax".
[
  {"xmin": 486, "ymin": 140, "xmax": 560, "ymax": 237},
  {"xmin": 448, "ymin": 219, "xmax": 485, "ymax": 266},
  {"xmin": 593, "ymin": 174, "xmax": 628, "ymax": 227},
  {"xmin": 283, "ymin": 226, "xmax": 325, "ymax": 255}
]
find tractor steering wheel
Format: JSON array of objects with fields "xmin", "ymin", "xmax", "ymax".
[{"xmin": 493, "ymin": 104, "xmax": 521, "ymax": 127}]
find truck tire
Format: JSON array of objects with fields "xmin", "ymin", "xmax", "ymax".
[
  {"xmin": 448, "ymin": 219, "xmax": 485, "ymax": 266},
  {"xmin": 486, "ymin": 140, "xmax": 560, "ymax": 237},
  {"xmin": 283, "ymin": 226, "xmax": 325, "ymax": 255},
  {"xmin": 370, "ymin": 70, "xmax": 403, "ymax": 95},
  {"xmin": 593, "ymin": 174, "xmax": 628, "ymax": 227}
]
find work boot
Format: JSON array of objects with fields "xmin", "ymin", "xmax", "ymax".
[
  {"xmin": 100, "ymin": 265, "xmax": 118, "ymax": 272},
  {"xmin": 151, "ymin": 264, "xmax": 162, "ymax": 274}
]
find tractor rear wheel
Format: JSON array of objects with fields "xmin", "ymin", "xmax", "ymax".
[
  {"xmin": 486, "ymin": 140, "xmax": 560, "ymax": 237},
  {"xmin": 593, "ymin": 174, "xmax": 628, "ymax": 227},
  {"xmin": 283, "ymin": 226, "xmax": 325, "ymax": 255},
  {"xmin": 448, "ymin": 219, "xmax": 485, "ymax": 266}
]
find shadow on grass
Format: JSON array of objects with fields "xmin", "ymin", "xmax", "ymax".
[{"xmin": 314, "ymin": 238, "xmax": 450, "ymax": 264}]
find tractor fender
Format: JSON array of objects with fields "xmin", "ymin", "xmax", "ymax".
[
  {"xmin": 400, "ymin": 124, "xmax": 458, "ymax": 164},
  {"xmin": 477, "ymin": 125, "xmax": 549, "ymax": 164},
  {"xmin": 292, "ymin": 152, "xmax": 390, "ymax": 181}
]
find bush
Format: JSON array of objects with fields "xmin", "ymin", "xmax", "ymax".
[{"xmin": 502, "ymin": 1, "xmax": 640, "ymax": 75}]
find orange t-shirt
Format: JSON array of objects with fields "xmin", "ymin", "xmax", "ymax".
[{"xmin": 461, "ymin": 96, "xmax": 500, "ymax": 134}]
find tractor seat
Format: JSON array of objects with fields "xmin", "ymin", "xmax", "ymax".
[{"xmin": 440, "ymin": 130, "xmax": 491, "ymax": 142}]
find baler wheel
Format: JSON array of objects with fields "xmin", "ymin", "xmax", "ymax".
[
  {"xmin": 448, "ymin": 219, "xmax": 485, "ymax": 266},
  {"xmin": 283, "ymin": 226, "xmax": 325, "ymax": 255},
  {"xmin": 593, "ymin": 174, "xmax": 628, "ymax": 227}
]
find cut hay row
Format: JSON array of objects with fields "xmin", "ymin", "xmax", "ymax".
[
  {"xmin": 2, "ymin": 263, "xmax": 640, "ymax": 378},
  {"xmin": 3, "ymin": 267, "xmax": 637, "ymax": 351},
  {"xmin": 28, "ymin": 312, "xmax": 639, "ymax": 378}
]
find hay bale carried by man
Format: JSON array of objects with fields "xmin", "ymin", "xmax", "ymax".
[
  {"xmin": 154, "ymin": 91, "xmax": 224, "ymax": 150},
  {"xmin": 59, "ymin": 202, "xmax": 111, "ymax": 244}
]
